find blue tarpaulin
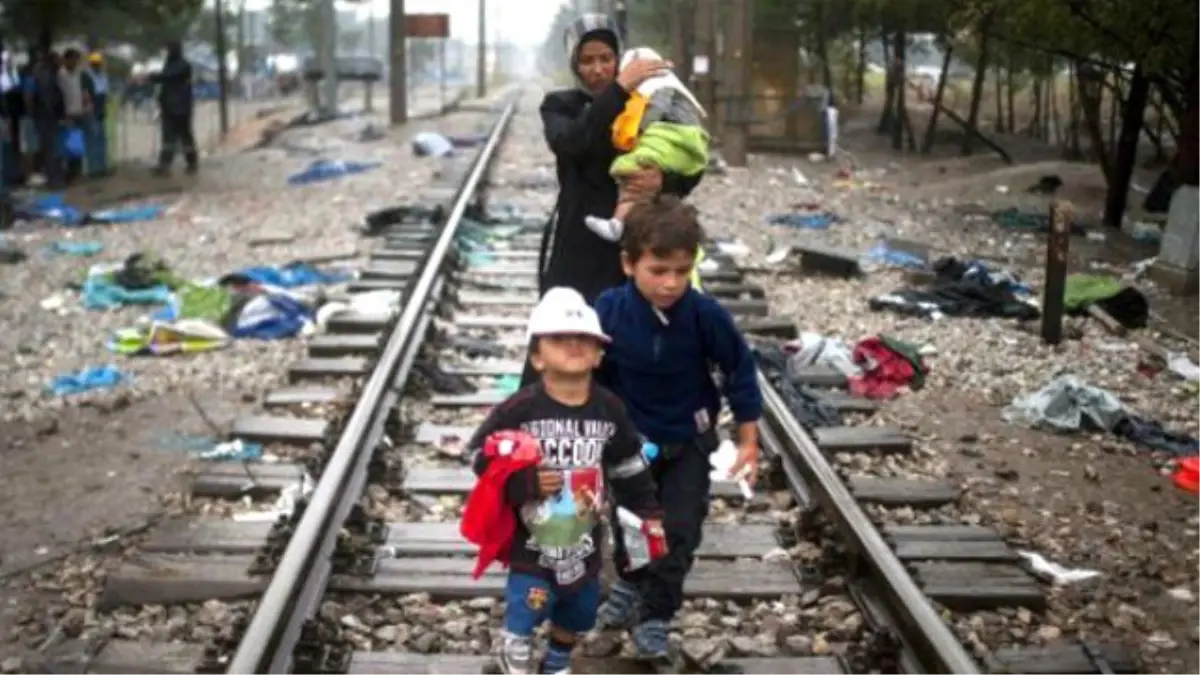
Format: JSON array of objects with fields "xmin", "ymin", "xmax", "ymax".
[{"xmin": 287, "ymin": 159, "xmax": 381, "ymax": 186}]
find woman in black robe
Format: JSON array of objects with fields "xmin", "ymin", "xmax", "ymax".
[{"xmin": 522, "ymin": 13, "xmax": 704, "ymax": 386}]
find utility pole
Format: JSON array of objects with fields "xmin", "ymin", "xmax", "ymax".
[
  {"xmin": 318, "ymin": 0, "xmax": 338, "ymax": 115},
  {"xmin": 365, "ymin": 8, "xmax": 376, "ymax": 112},
  {"xmin": 692, "ymin": 0, "xmax": 716, "ymax": 130},
  {"xmin": 669, "ymin": 0, "xmax": 692, "ymax": 83},
  {"xmin": 215, "ymin": 0, "xmax": 230, "ymax": 136},
  {"xmin": 614, "ymin": 0, "xmax": 627, "ymax": 41},
  {"xmin": 476, "ymin": 0, "xmax": 487, "ymax": 98},
  {"xmin": 722, "ymin": 0, "xmax": 751, "ymax": 166},
  {"xmin": 389, "ymin": 0, "xmax": 407, "ymax": 124}
]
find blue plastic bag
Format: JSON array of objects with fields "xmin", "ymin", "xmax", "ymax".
[{"xmin": 61, "ymin": 127, "xmax": 85, "ymax": 159}]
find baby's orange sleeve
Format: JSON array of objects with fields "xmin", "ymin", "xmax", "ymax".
[{"xmin": 612, "ymin": 92, "xmax": 648, "ymax": 152}]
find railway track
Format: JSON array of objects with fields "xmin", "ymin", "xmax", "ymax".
[{"xmin": 36, "ymin": 88, "xmax": 1138, "ymax": 675}]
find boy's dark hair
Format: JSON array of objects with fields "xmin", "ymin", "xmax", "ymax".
[{"xmin": 621, "ymin": 194, "xmax": 703, "ymax": 262}]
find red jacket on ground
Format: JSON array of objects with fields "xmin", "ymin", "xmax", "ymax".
[{"xmin": 459, "ymin": 430, "xmax": 541, "ymax": 579}]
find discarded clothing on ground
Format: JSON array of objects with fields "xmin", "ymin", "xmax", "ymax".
[
  {"xmin": 1004, "ymin": 374, "xmax": 1198, "ymax": 456},
  {"xmin": 782, "ymin": 332, "xmax": 861, "ymax": 379},
  {"xmin": 48, "ymin": 364, "xmax": 124, "ymax": 396},
  {"xmin": 47, "ymin": 240, "xmax": 103, "ymax": 257},
  {"xmin": 1003, "ymin": 374, "xmax": 1126, "ymax": 432},
  {"xmin": 766, "ymin": 210, "xmax": 837, "ymax": 230},
  {"xmin": 869, "ymin": 256, "xmax": 1038, "ymax": 321},
  {"xmin": 992, "ymin": 207, "xmax": 1085, "ymax": 235},
  {"xmin": 287, "ymin": 159, "xmax": 382, "ymax": 186},
  {"xmin": 15, "ymin": 193, "xmax": 165, "ymax": 226},
  {"xmin": 81, "ymin": 253, "xmax": 186, "ymax": 310},
  {"xmin": 753, "ymin": 343, "xmax": 844, "ymax": 429},
  {"xmin": 1063, "ymin": 274, "xmax": 1149, "ymax": 330},
  {"xmin": 223, "ymin": 262, "xmax": 352, "ymax": 289},
  {"xmin": 849, "ymin": 335, "xmax": 927, "ymax": 399},
  {"xmin": 1114, "ymin": 415, "xmax": 1199, "ymax": 456},
  {"xmin": 862, "ymin": 241, "xmax": 927, "ymax": 270},
  {"xmin": 110, "ymin": 276, "xmax": 318, "ymax": 356},
  {"xmin": 411, "ymin": 132, "xmax": 455, "ymax": 158}
]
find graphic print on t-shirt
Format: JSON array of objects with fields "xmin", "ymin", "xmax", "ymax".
[{"xmin": 517, "ymin": 417, "xmax": 616, "ymax": 584}]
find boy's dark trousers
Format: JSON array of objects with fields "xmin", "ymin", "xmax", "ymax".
[{"xmin": 610, "ymin": 429, "xmax": 718, "ymax": 622}]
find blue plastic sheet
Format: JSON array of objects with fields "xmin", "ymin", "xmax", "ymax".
[
  {"xmin": 16, "ymin": 193, "xmax": 85, "ymax": 225},
  {"xmin": 287, "ymin": 159, "xmax": 382, "ymax": 186},
  {"xmin": 229, "ymin": 262, "xmax": 352, "ymax": 288},
  {"xmin": 89, "ymin": 204, "xmax": 166, "ymax": 224},
  {"xmin": 14, "ymin": 193, "xmax": 164, "ymax": 227},
  {"xmin": 47, "ymin": 240, "xmax": 104, "ymax": 257},
  {"xmin": 863, "ymin": 242, "xmax": 926, "ymax": 270},
  {"xmin": 48, "ymin": 364, "xmax": 124, "ymax": 396},
  {"xmin": 766, "ymin": 211, "xmax": 837, "ymax": 230}
]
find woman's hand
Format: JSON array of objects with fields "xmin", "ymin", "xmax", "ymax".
[
  {"xmin": 625, "ymin": 166, "xmax": 663, "ymax": 194},
  {"xmin": 616, "ymin": 58, "xmax": 671, "ymax": 92}
]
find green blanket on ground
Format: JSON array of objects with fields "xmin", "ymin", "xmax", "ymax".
[{"xmin": 611, "ymin": 122, "xmax": 710, "ymax": 178}]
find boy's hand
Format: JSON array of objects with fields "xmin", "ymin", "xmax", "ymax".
[
  {"xmin": 644, "ymin": 518, "xmax": 666, "ymax": 539},
  {"xmin": 537, "ymin": 469, "xmax": 563, "ymax": 497},
  {"xmin": 729, "ymin": 442, "xmax": 760, "ymax": 487}
]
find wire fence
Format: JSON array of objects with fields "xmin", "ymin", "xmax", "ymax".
[{"xmin": 105, "ymin": 79, "xmax": 296, "ymax": 167}]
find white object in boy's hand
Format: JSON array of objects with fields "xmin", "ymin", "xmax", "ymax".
[
  {"xmin": 584, "ymin": 215, "xmax": 623, "ymax": 242},
  {"xmin": 709, "ymin": 439, "xmax": 754, "ymax": 499}
]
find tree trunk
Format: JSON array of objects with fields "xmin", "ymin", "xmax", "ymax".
[
  {"xmin": 962, "ymin": 12, "xmax": 993, "ymax": 155},
  {"xmin": 992, "ymin": 63, "xmax": 1004, "ymax": 132},
  {"xmin": 815, "ymin": 2, "xmax": 833, "ymax": 91},
  {"xmin": 1050, "ymin": 69, "xmax": 1062, "ymax": 145},
  {"xmin": 1076, "ymin": 61, "xmax": 1111, "ymax": 179},
  {"xmin": 1107, "ymin": 74, "xmax": 1123, "ymax": 152},
  {"xmin": 877, "ymin": 30, "xmax": 895, "ymax": 134},
  {"xmin": 1005, "ymin": 57, "xmax": 1016, "ymax": 133},
  {"xmin": 856, "ymin": 25, "xmax": 867, "ymax": 104},
  {"xmin": 1102, "ymin": 63, "xmax": 1151, "ymax": 228},
  {"xmin": 921, "ymin": 41, "xmax": 953, "ymax": 154},
  {"xmin": 1067, "ymin": 67, "xmax": 1082, "ymax": 158},
  {"xmin": 1030, "ymin": 78, "xmax": 1043, "ymax": 137},
  {"xmin": 1171, "ymin": 0, "xmax": 1200, "ymax": 183},
  {"xmin": 892, "ymin": 28, "xmax": 906, "ymax": 150}
]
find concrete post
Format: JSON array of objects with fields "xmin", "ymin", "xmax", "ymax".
[{"xmin": 1149, "ymin": 185, "xmax": 1199, "ymax": 296}]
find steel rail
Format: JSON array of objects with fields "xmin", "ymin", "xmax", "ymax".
[
  {"xmin": 227, "ymin": 95, "xmax": 519, "ymax": 674},
  {"xmin": 757, "ymin": 371, "xmax": 981, "ymax": 674}
]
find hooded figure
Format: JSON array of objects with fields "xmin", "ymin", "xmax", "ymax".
[{"xmin": 534, "ymin": 14, "xmax": 703, "ymax": 310}]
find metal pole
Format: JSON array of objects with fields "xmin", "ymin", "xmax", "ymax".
[
  {"xmin": 215, "ymin": 0, "xmax": 230, "ymax": 136},
  {"xmin": 693, "ymin": 0, "xmax": 716, "ymax": 127},
  {"xmin": 669, "ymin": 0, "xmax": 693, "ymax": 84},
  {"xmin": 388, "ymin": 0, "xmax": 407, "ymax": 125},
  {"xmin": 614, "ymin": 0, "xmax": 628, "ymax": 41},
  {"xmin": 476, "ymin": 0, "xmax": 486, "ymax": 98},
  {"xmin": 439, "ymin": 39, "xmax": 446, "ymax": 110},
  {"xmin": 318, "ymin": 0, "xmax": 337, "ymax": 115},
  {"xmin": 722, "ymin": 0, "xmax": 750, "ymax": 167}
]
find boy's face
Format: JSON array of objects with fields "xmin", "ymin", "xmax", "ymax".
[
  {"xmin": 622, "ymin": 249, "xmax": 695, "ymax": 309},
  {"xmin": 531, "ymin": 334, "xmax": 603, "ymax": 377}
]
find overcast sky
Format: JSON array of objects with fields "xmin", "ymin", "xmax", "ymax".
[{"xmin": 237, "ymin": 0, "xmax": 566, "ymax": 47}]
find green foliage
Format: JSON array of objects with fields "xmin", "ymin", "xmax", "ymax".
[{"xmin": 267, "ymin": 0, "xmax": 306, "ymax": 49}]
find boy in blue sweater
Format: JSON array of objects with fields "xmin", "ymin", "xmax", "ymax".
[{"xmin": 591, "ymin": 195, "xmax": 763, "ymax": 661}]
